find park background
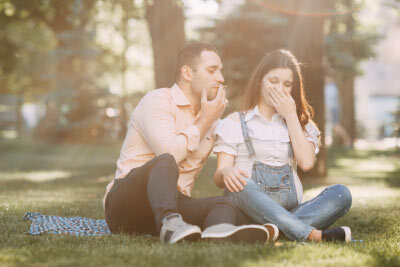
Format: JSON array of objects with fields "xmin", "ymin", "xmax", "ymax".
[{"xmin": 1, "ymin": 0, "xmax": 400, "ymax": 266}]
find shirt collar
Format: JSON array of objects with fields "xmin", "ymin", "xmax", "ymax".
[
  {"xmin": 244, "ymin": 105, "xmax": 261, "ymax": 121},
  {"xmin": 170, "ymin": 83, "xmax": 191, "ymax": 106},
  {"xmin": 244, "ymin": 105, "xmax": 281, "ymax": 122}
]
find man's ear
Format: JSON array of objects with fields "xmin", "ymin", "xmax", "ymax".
[{"xmin": 181, "ymin": 65, "xmax": 193, "ymax": 82}]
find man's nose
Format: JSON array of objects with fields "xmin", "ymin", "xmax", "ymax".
[{"xmin": 216, "ymin": 71, "xmax": 224, "ymax": 83}]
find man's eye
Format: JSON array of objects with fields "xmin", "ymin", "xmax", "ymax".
[{"xmin": 208, "ymin": 69, "xmax": 215, "ymax": 73}]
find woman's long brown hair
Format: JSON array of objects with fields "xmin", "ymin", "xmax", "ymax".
[{"xmin": 241, "ymin": 49, "xmax": 314, "ymax": 129}]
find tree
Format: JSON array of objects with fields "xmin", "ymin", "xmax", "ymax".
[
  {"xmin": 206, "ymin": 0, "xmax": 332, "ymax": 176},
  {"xmin": 0, "ymin": 0, "xmax": 57, "ymax": 136},
  {"xmin": 284, "ymin": 0, "xmax": 336, "ymax": 177},
  {"xmin": 202, "ymin": 0, "xmax": 288, "ymax": 103},
  {"xmin": 325, "ymin": 0, "xmax": 379, "ymax": 147},
  {"xmin": 145, "ymin": 0, "xmax": 185, "ymax": 88},
  {"xmin": 95, "ymin": 0, "xmax": 143, "ymax": 138},
  {"xmin": 1, "ymin": 0, "xmax": 105, "ymax": 141}
]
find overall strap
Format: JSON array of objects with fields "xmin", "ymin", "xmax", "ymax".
[{"xmin": 238, "ymin": 112, "xmax": 256, "ymax": 158}]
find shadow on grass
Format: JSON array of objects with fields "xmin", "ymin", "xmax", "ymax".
[{"xmin": 326, "ymin": 147, "xmax": 399, "ymax": 169}]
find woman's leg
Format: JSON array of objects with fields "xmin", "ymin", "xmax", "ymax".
[
  {"xmin": 290, "ymin": 184, "xmax": 352, "ymax": 230},
  {"xmin": 229, "ymin": 179, "xmax": 314, "ymax": 241}
]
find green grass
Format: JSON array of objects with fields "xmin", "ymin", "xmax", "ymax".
[{"xmin": 1, "ymin": 139, "xmax": 400, "ymax": 267}]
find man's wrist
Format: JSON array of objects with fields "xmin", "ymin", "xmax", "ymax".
[{"xmin": 197, "ymin": 116, "xmax": 213, "ymax": 128}]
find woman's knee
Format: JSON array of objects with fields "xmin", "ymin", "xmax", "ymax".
[
  {"xmin": 331, "ymin": 184, "xmax": 352, "ymax": 208},
  {"xmin": 228, "ymin": 179, "xmax": 259, "ymax": 203}
]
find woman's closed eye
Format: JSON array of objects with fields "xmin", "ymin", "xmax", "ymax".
[
  {"xmin": 284, "ymin": 81, "xmax": 292, "ymax": 87},
  {"xmin": 269, "ymin": 77, "xmax": 279, "ymax": 84}
]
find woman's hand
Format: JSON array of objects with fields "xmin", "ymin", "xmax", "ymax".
[
  {"xmin": 220, "ymin": 166, "xmax": 249, "ymax": 192},
  {"xmin": 268, "ymin": 86, "xmax": 297, "ymax": 119}
]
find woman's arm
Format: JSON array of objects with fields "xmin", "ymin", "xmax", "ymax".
[
  {"xmin": 214, "ymin": 152, "xmax": 248, "ymax": 192},
  {"xmin": 268, "ymin": 87, "xmax": 317, "ymax": 171},
  {"xmin": 284, "ymin": 114, "xmax": 316, "ymax": 171}
]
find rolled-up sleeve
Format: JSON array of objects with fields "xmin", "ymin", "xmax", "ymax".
[
  {"xmin": 180, "ymin": 125, "xmax": 200, "ymax": 151},
  {"xmin": 134, "ymin": 92, "xmax": 200, "ymax": 163},
  {"xmin": 304, "ymin": 121, "xmax": 321, "ymax": 155},
  {"xmin": 213, "ymin": 117, "xmax": 242, "ymax": 156}
]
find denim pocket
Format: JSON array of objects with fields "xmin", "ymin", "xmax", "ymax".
[{"xmin": 252, "ymin": 163, "xmax": 294, "ymax": 210}]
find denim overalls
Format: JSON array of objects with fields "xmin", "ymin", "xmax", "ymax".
[
  {"xmin": 225, "ymin": 112, "xmax": 298, "ymax": 211},
  {"xmin": 224, "ymin": 112, "xmax": 352, "ymax": 241}
]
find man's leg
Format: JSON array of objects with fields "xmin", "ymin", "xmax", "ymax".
[
  {"xmin": 177, "ymin": 193, "xmax": 270, "ymax": 243},
  {"xmin": 105, "ymin": 153, "xmax": 180, "ymax": 235},
  {"xmin": 176, "ymin": 193, "xmax": 236, "ymax": 229}
]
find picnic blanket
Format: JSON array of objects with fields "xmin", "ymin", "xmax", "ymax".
[{"xmin": 23, "ymin": 212, "xmax": 111, "ymax": 236}]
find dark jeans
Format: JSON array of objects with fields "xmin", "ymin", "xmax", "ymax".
[{"xmin": 104, "ymin": 153, "xmax": 238, "ymax": 235}]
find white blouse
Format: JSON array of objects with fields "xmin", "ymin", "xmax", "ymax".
[{"xmin": 213, "ymin": 106, "xmax": 321, "ymax": 204}]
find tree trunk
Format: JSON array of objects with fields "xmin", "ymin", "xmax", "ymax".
[
  {"xmin": 145, "ymin": 0, "xmax": 186, "ymax": 88},
  {"xmin": 338, "ymin": 0, "xmax": 356, "ymax": 147},
  {"xmin": 15, "ymin": 90, "xmax": 23, "ymax": 137},
  {"xmin": 119, "ymin": 12, "xmax": 129, "ymax": 138},
  {"xmin": 286, "ymin": 0, "xmax": 334, "ymax": 177},
  {"xmin": 338, "ymin": 73, "xmax": 355, "ymax": 146}
]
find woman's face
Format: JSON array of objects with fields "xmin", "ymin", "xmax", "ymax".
[{"xmin": 260, "ymin": 67, "xmax": 293, "ymax": 107}]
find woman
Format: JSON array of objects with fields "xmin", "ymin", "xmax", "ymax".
[{"xmin": 213, "ymin": 50, "xmax": 352, "ymax": 242}]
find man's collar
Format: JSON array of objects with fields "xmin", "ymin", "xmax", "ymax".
[{"xmin": 170, "ymin": 83, "xmax": 191, "ymax": 106}]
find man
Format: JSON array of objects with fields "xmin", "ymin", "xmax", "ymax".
[{"xmin": 103, "ymin": 43, "xmax": 271, "ymax": 244}]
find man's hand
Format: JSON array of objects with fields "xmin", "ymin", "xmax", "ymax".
[
  {"xmin": 220, "ymin": 166, "xmax": 248, "ymax": 192},
  {"xmin": 194, "ymin": 85, "xmax": 227, "ymax": 141},
  {"xmin": 199, "ymin": 85, "xmax": 227, "ymax": 125}
]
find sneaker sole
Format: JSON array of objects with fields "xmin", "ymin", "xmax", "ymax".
[
  {"xmin": 263, "ymin": 223, "xmax": 279, "ymax": 242},
  {"xmin": 202, "ymin": 225, "xmax": 269, "ymax": 244},
  {"xmin": 169, "ymin": 228, "xmax": 202, "ymax": 244}
]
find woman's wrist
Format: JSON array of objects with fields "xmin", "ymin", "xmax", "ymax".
[{"xmin": 283, "ymin": 112, "xmax": 298, "ymax": 121}]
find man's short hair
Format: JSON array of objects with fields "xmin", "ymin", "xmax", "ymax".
[{"xmin": 174, "ymin": 42, "xmax": 218, "ymax": 82}]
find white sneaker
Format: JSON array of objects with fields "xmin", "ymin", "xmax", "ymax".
[
  {"xmin": 159, "ymin": 213, "xmax": 201, "ymax": 244},
  {"xmin": 201, "ymin": 223, "xmax": 270, "ymax": 244},
  {"xmin": 263, "ymin": 223, "xmax": 279, "ymax": 242}
]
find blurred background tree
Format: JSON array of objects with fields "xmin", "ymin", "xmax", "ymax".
[
  {"xmin": 325, "ymin": 0, "xmax": 380, "ymax": 148},
  {"xmin": 0, "ymin": 0, "xmax": 397, "ymax": 175},
  {"xmin": 145, "ymin": 0, "xmax": 185, "ymax": 88},
  {"xmin": 199, "ymin": 0, "xmax": 383, "ymax": 176},
  {"xmin": 1, "ymin": 0, "xmax": 105, "ymax": 142}
]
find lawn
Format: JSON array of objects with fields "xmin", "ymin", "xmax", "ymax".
[{"xmin": 1, "ymin": 139, "xmax": 400, "ymax": 267}]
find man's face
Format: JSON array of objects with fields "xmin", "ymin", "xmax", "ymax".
[{"xmin": 190, "ymin": 50, "xmax": 224, "ymax": 100}]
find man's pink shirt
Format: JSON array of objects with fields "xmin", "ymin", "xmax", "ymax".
[{"xmin": 104, "ymin": 84, "xmax": 216, "ymax": 207}]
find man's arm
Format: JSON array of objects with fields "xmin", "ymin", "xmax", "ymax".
[{"xmin": 135, "ymin": 88, "xmax": 226, "ymax": 164}]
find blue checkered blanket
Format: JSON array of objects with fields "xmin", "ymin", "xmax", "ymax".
[{"xmin": 23, "ymin": 212, "xmax": 111, "ymax": 236}]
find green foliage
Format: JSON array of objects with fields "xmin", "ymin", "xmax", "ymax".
[
  {"xmin": 0, "ymin": 0, "xmax": 120, "ymax": 141},
  {"xmin": 0, "ymin": 0, "xmax": 149, "ymax": 141},
  {"xmin": 202, "ymin": 0, "xmax": 380, "ymax": 105},
  {"xmin": 201, "ymin": 0, "xmax": 289, "ymax": 100},
  {"xmin": 325, "ymin": 0, "xmax": 381, "ymax": 77}
]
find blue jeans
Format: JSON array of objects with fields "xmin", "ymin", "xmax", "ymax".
[{"xmin": 226, "ymin": 181, "xmax": 352, "ymax": 241}]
